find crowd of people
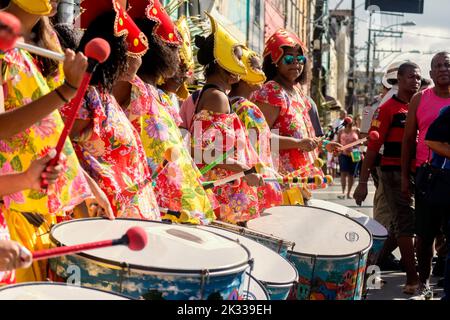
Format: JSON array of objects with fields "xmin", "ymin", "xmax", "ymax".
[
  {"xmin": 0, "ymin": 0, "xmax": 340, "ymax": 289},
  {"xmin": 0, "ymin": 0, "xmax": 448, "ymax": 301}
]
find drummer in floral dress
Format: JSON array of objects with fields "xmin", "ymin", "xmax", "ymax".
[
  {"xmin": 0, "ymin": 0, "xmax": 116, "ymax": 282},
  {"xmin": 61, "ymin": 1, "xmax": 160, "ymax": 220},
  {"xmin": 253, "ymin": 29, "xmax": 340, "ymax": 204},
  {"xmin": 228, "ymin": 48, "xmax": 283, "ymax": 211},
  {"xmin": 115, "ymin": 0, "xmax": 215, "ymax": 225},
  {"xmin": 190, "ymin": 13, "xmax": 266, "ymax": 225}
]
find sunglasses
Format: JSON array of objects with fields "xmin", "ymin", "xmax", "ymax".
[{"xmin": 282, "ymin": 55, "xmax": 307, "ymax": 65}]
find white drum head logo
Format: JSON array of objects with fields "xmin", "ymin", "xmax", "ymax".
[{"xmin": 345, "ymin": 232, "xmax": 360, "ymax": 242}]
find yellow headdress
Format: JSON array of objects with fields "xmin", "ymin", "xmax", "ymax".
[
  {"xmin": 205, "ymin": 12, "xmax": 246, "ymax": 76},
  {"xmin": 12, "ymin": 0, "xmax": 52, "ymax": 15},
  {"xmin": 241, "ymin": 48, "xmax": 266, "ymax": 85},
  {"xmin": 175, "ymin": 16, "xmax": 194, "ymax": 100}
]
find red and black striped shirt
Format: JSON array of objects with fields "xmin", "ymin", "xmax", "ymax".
[{"xmin": 367, "ymin": 95, "xmax": 408, "ymax": 170}]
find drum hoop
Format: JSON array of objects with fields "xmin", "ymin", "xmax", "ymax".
[
  {"xmin": 50, "ymin": 218, "xmax": 252, "ymax": 277},
  {"xmin": 199, "ymin": 225, "xmax": 300, "ymax": 285},
  {"xmin": 288, "ymin": 245, "xmax": 371, "ymax": 260},
  {"xmin": 303, "ymin": 203, "xmax": 388, "ymax": 238},
  {"xmin": 210, "ymin": 221, "xmax": 296, "ymax": 248},
  {"xmin": 260, "ymin": 205, "xmax": 374, "ymax": 256},
  {"xmin": 243, "ymin": 272, "xmax": 270, "ymax": 300},
  {"xmin": 0, "ymin": 282, "xmax": 134, "ymax": 299}
]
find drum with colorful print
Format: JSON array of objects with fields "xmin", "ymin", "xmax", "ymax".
[
  {"xmin": 197, "ymin": 224, "xmax": 298, "ymax": 300},
  {"xmin": 306, "ymin": 199, "xmax": 388, "ymax": 266},
  {"xmin": 240, "ymin": 273, "xmax": 270, "ymax": 300},
  {"xmin": 48, "ymin": 219, "xmax": 251, "ymax": 300},
  {"xmin": 210, "ymin": 220, "xmax": 295, "ymax": 257},
  {"xmin": 0, "ymin": 282, "xmax": 130, "ymax": 300},
  {"xmin": 247, "ymin": 206, "xmax": 372, "ymax": 300}
]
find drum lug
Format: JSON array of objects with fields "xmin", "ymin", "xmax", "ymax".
[{"xmin": 200, "ymin": 269, "xmax": 210, "ymax": 299}]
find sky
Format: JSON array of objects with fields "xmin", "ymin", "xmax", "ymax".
[{"xmin": 328, "ymin": 0, "xmax": 450, "ymax": 78}]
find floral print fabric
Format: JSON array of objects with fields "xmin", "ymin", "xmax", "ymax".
[
  {"xmin": 0, "ymin": 49, "xmax": 92, "ymax": 216},
  {"xmin": 125, "ymin": 77, "xmax": 215, "ymax": 225}
]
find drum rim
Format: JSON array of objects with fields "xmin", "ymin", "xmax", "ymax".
[
  {"xmin": 243, "ymin": 272, "xmax": 270, "ymax": 300},
  {"xmin": 50, "ymin": 218, "xmax": 252, "ymax": 276},
  {"xmin": 253, "ymin": 205, "xmax": 374, "ymax": 258},
  {"xmin": 303, "ymin": 201, "xmax": 388, "ymax": 238},
  {"xmin": 0, "ymin": 282, "xmax": 134, "ymax": 299},
  {"xmin": 197, "ymin": 225, "xmax": 299, "ymax": 285},
  {"xmin": 210, "ymin": 220, "xmax": 296, "ymax": 248}
]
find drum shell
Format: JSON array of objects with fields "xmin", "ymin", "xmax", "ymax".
[{"xmin": 48, "ymin": 219, "xmax": 251, "ymax": 300}]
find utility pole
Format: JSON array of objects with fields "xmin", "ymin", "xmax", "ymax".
[
  {"xmin": 312, "ymin": 0, "xmax": 325, "ymax": 114},
  {"xmin": 346, "ymin": 0, "xmax": 356, "ymax": 114},
  {"xmin": 365, "ymin": 10, "xmax": 373, "ymax": 105}
]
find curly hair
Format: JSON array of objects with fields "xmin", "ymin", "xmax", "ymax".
[
  {"xmin": 135, "ymin": 18, "xmax": 180, "ymax": 81},
  {"xmin": 54, "ymin": 23, "xmax": 82, "ymax": 51},
  {"xmin": 78, "ymin": 11, "xmax": 128, "ymax": 93},
  {"xmin": 262, "ymin": 47, "xmax": 308, "ymax": 84}
]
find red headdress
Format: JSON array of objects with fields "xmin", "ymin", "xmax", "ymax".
[
  {"xmin": 263, "ymin": 29, "xmax": 307, "ymax": 64},
  {"xmin": 80, "ymin": 0, "xmax": 149, "ymax": 57},
  {"xmin": 128, "ymin": 0, "xmax": 181, "ymax": 47}
]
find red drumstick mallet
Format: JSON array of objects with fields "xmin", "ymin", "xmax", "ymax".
[
  {"xmin": 42, "ymin": 38, "xmax": 110, "ymax": 188},
  {"xmin": 31, "ymin": 227, "xmax": 147, "ymax": 261},
  {"xmin": 339, "ymin": 131, "xmax": 380, "ymax": 152}
]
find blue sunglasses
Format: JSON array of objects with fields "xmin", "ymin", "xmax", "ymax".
[{"xmin": 282, "ymin": 55, "xmax": 307, "ymax": 65}]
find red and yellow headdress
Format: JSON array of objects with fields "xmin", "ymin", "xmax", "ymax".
[
  {"xmin": 80, "ymin": 0, "xmax": 149, "ymax": 57},
  {"xmin": 12, "ymin": 0, "xmax": 52, "ymax": 15},
  {"xmin": 128, "ymin": 0, "xmax": 181, "ymax": 47},
  {"xmin": 263, "ymin": 29, "xmax": 307, "ymax": 64}
]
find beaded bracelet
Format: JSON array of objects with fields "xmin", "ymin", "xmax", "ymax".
[{"xmin": 55, "ymin": 88, "xmax": 69, "ymax": 103}]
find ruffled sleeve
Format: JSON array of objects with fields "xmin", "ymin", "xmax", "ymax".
[{"xmin": 252, "ymin": 80, "xmax": 289, "ymax": 115}]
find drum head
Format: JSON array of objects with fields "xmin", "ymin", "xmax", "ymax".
[
  {"xmin": 0, "ymin": 283, "xmax": 129, "ymax": 300},
  {"xmin": 307, "ymin": 199, "xmax": 388, "ymax": 238},
  {"xmin": 241, "ymin": 273, "xmax": 269, "ymax": 300},
  {"xmin": 249, "ymin": 206, "xmax": 372, "ymax": 257},
  {"xmin": 198, "ymin": 226, "xmax": 298, "ymax": 286},
  {"xmin": 50, "ymin": 219, "xmax": 250, "ymax": 274}
]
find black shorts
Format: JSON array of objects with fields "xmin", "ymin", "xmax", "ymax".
[
  {"xmin": 339, "ymin": 154, "xmax": 358, "ymax": 176},
  {"xmin": 415, "ymin": 166, "xmax": 450, "ymax": 244}
]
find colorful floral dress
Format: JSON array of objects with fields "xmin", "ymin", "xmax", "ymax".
[
  {"xmin": 60, "ymin": 86, "xmax": 160, "ymax": 220},
  {"xmin": 231, "ymin": 97, "xmax": 283, "ymax": 211},
  {"xmin": 191, "ymin": 109, "xmax": 261, "ymax": 224},
  {"xmin": 125, "ymin": 77, "xmax": 215, "ymax": 225},
  {"xmin": 0, "ymin": 48, "xmax": 92, "ymax": 282},
  {"xmin": 157, "ymin": 90, "xmax": 183, "ymax": 127},
  {"xmin": 252, "ymin": 81, "xmax": 324, "ymax": 179}
]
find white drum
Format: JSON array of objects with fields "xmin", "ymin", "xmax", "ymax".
[
  {"xmin": 307, "ymin": 199, "xmax": 388, "ymax": 265},
  {"xmin": 240, "ymin": 273, "xmax": 270, "ymax": 300},
  {"xmin": 248, "ymin": 206, "xmax": 372, "ymax": 300},
  {"xmin": 49, "ymin": 219, "xmax": 251, "ymax": 300},
  {"xmin": 0, "ymin": 283, "xmax": 130, "ymax": 300},
  {"xmin": 197, "ymin": 225, "xmax": 298, "ymax": 300}
]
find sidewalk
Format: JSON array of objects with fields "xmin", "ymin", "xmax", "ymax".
[{"xmin": 311, "ymin": 177, "xmax": 444, "ymax": 300}]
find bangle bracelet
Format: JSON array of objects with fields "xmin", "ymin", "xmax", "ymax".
[
  {"xmin": 63, "ymin": 79, "xmax": 78, "ymax": 91},
  {"xmin": 55, "ymin": 88, "xmax": 69, "ymax": 103}
]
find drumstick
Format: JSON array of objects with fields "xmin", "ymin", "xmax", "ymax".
[
  {"xmin": 202, "ymin": 167, "xmax": 257, "ymax": 190},
  {"xmin": 151, "ymin": 147, "xmax": 180, "ymax": 181},
  {"xmin": 41, "ymin": 38, "xmax": 110, "ymax": 188},
  {"xmin": 339, "ymin": 131, "xmax": 380, "ymax": 152},
  {"xmin": 323, "ymin": 117, "xmax": 353, "ymax": 140},
  {"xmin": 0, "ymin": 12, "xmax": 64, "ymax": 61},
  {"xmin": 263, "ymin": 175, "xmax": 333, "ymax": 185},
  {"xmin": 31, "ymin": 226, "xmax": 147, "ymax": 261},
  {"xmin": 200, "ymin": 147, "xmax": 235, "ymax": 175}
]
